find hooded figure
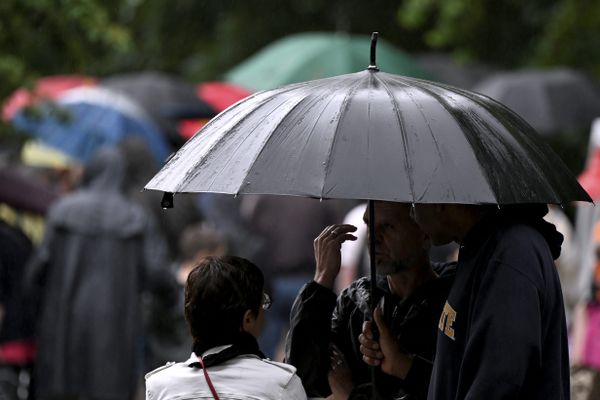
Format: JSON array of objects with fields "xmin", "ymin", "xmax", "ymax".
[{"xmin": 26, "ymin": 147, "xmax": 171, "ymax": 400}]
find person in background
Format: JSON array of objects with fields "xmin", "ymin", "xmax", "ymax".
[
  {"xmin": 242, "ymin": 195, "xmax": 345, "ymax": 360},
  {"xmin": 145, "ymin": 256, "xmax": 307, "ymax": 400},
  {"xmin": 144, "ymin": 223, "xmax": 227, "ymax": 370},
  {"xmin": 25, "ymin": 147, "xmax": 174, "ymax": 400},
  {"xmin": 0, "ymin": 220, "xmax": 35, "ymax": 400}
]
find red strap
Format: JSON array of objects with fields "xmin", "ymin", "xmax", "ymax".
[{"xmin": 198, "ymin": 356, "xmax": 220, "ymax": 400}]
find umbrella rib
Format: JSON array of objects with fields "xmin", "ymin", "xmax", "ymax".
[
  {"xmin": 377, "ymin": 74, "xmax": 416, "ymax": 203},
  {"xmin": 176, "ymin": 87, "xmax": 305, "ymax": 191},
  {"xmin": 416, "ymin": 79, "xmax": 569, "ymax": 203},
  {"xmin": 406, "ymin": 80, "xmax": 502, "ymax": 203},
  {"xmin": 184, "ymin": 79, "xmax": 340, "ymax": 192},
  {"xmin": 320, "ymin": 76, "xmax": 365, "ymax": 199},
  {"xmin": 241, "ymin": 81, "xmax": 341, "ymax": 195}
]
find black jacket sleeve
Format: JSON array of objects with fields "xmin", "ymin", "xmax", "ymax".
[{"xmin": 285, "ymin": 280, "xmax": 337, "ymax": 397}]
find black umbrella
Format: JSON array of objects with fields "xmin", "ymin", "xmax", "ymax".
[
  {"xmin": 145, "ymin": 33, "xmax": 591, "ymax": 397},
  {"xmin": 102, "ymin": 71, "xmax": 217, "ymax": 149},
  {"xmin": 146, "ymin": 68, "xmax": 588, "ymax": 205},
  {"xmin": 473, "ymin": 68, "xmax": 600, "ymax": 135}
]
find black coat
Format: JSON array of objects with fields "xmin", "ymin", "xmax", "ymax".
[
  {"xmin": 428, "ymin": 208, "xmax": 570, "ymax": 400},
  {"xmin": 26, "ymin": 148, "xmax": 173, "ymax": 400},
  {"xmin": 285, "ymin": 263, "xmax": 455, "ymax": 399}
]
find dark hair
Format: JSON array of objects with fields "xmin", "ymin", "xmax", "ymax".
[{"xmin": 184, "ymin": 256, "xmax": 264, "ymax": 353}]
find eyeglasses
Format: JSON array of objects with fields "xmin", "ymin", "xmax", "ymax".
[{"xmin": 261, "ymin": 292, "xmax": 272, "ymax": 310}]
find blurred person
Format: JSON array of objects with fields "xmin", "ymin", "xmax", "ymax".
[
  {"xmin": 544, "ymin": 204, "xmax": 578, "ymax": 326},
  {"xmin": 144, "ymin": 255, "xmax": 307, "ymax": 400},
  {"xmin": 119, "ymin": 137, "xmax": 203, "ymax": 261},
  {"xmin": 569, "ymin": 219, "xmax": 600, "ymax": 400},
  {"xmin": 144, "ymin": 223, "xmax": 227, "ymax": 370},
  {"xmin": 361, "ymin": 204, "xmax": 569, "ymax": 399},
  {"xmin": 0, "ymin": 220, "xmax": 35, "ymax": 400},
  {"xmin": 242, "ymin": 195, "xmax": 343, "ymax": 360},
  {"xmin": 196, "ymin": 193, "xmax": 264, "ymax": 261},
  {"xmin": 25, "ymin": 147, "xmax": 174, "ymax": 400},
  {"xmin": 286, "ymin": 201, "xmax": 455, "ymax": 399}
]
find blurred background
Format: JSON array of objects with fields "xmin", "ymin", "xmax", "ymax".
[{"xmin": 2, "ymin": 1, "xmax": 600, "ymax": 399}]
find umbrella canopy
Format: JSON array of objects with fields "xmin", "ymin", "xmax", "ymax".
[
  {"xmin": 2, "ymin": 74, "xmax": 97, "ymax": 121},
  {"xmin": 146, "ymin": 69, "xmax": 590, "ymax": 205},
  {"xmin": 225, "ymin": 31, "xmax": 432, "ymax": 91},
  {"xmin": 101, "ymin": 71, "xmax": 217, "ymax": 148},
  {"xmin": 473, "ymin": 68, "xmax": 600, "ymax": 134},
  {"xmin": 11, "ymin": 86, "xmax": 171, "ymax": 163}
]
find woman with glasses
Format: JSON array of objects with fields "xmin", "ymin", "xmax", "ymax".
[{"xmin": 145, "ymin": 255, "xmax": 306, "ymax": 400}]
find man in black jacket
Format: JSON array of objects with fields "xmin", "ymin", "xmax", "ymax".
[
  {"xmin": 361, "ymin": 204, "xmax": 570, "ymax": 399},
  {"xmin": 285, "ymin": 202, "xmax": 455, "ymax": 399}
]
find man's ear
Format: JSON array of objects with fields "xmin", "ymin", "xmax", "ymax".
[{"xmin": 241, "ymin": 309, "xmax": 256, "ymax": 332}]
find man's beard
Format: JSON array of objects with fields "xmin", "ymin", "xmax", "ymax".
[{"xmin": 375, "ymin": 259, "xmax": 410, "ymax": 275}]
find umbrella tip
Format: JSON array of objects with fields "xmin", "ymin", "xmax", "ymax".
[
  {"xmin": 161, "ymin": 192, "xmax": 174, "ymax": 209},
  {"xmin": 368, "ymin": 32, "xmax": 380, "ymax": 71}
]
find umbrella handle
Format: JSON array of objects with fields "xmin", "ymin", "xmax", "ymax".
[
  {"xmin": 367, "ymin": 199, "xmax": 381, "ymax": 399},
  {"xmin": 368, "ymin": 32, "xmax": 380, "ymax": 71}
]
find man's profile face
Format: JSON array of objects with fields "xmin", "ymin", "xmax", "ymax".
[{"xmin": 363, "ymin": 202, "xmax": 429, "ymax": 275}]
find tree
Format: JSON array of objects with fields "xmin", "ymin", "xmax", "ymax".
[{"xmin": 397, "ymin": 0, "xmax": 600, "ymax": 78}]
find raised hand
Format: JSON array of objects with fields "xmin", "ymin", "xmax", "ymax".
[{"xmin": 313, "ymin": 224, "xmax": 357, "ymax": 290}]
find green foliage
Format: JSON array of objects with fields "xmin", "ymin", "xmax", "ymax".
[
  {"xmin": 0, "ymin": 0, "xmax": 131, "ymax": 98},
  {"xmin": 534, "ymin": 0, "xmax": 600, "ymax": 77},
  {"xmin": 398, "ymin": 0, "xmax": 557, "ymax": 67},
  {"xmin": 397, "ymin": 0, "xmax": 600, "ymax": 80}
]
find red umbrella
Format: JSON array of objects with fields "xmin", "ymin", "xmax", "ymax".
[
  {"xmin": 2, "ymin": 75, "xmax": 97, "ymax": 121},
  {"xmin": 178, "ymin": 81, "xmax": 252, "ymax": 140},
  {"xmin": 196, "ymin": 81, "xmax": 252, "ymax": 112}
]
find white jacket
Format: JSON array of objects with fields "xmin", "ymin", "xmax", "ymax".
[{"xmin": 145, "ymin": 347, "xmax": 307, "ymax": 400}]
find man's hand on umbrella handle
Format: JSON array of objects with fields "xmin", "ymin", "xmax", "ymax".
[
  {"xmin": 313, "ymin": 224, "xmax": 357, "ymax": 290},
  {"xmin": 359, "ymin": 306, "xmax": 413, "ymax": 379}
]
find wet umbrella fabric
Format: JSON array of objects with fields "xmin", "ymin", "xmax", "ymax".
[
  {"xmin": 146, "ymin": 69, "xmax": 590, "ymax": 205},
  {"xmin": 473, "ymin": 68, "xmax": 600, "ymax": 135},
  {"xmin": 12, "ymin": 86, "xmax": 171, "ymax": 163}
]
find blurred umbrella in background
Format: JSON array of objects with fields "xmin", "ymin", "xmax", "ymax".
[
  {"xmin": 101, "ymin": 71, "xmax": 217, "ymax": 149},
  {"xmin": 0, "ymin": 168, "xmax": 59, "ymax": 215},
  {"xmin": 224, "ymin": 31, "xmax": 433, "ymax": 91},
  {"xmin": 196, "ymin": 81, "xmax": 252, "ymax": 112},
  {"xmin": 10, "ymin": 86, "xmax": 171, "ymax": 163},
  {"xmin": 2, "ymin": 75, "xmax": 97, "ymax": 121},
  {"xmin": 178, "ymin": 81, "xmax": 252, "ymax": 141},
  {"xmin": 415, "ymin": 52, "xmax": 499, "ymax": 90},
  {"xmin": 473, "ymin": 68, "xmax": 600, "ymax": 135}
]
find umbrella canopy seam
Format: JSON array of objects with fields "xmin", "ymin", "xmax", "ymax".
[
  {"xmin": 320, "ymin": 75, "xmax": 366, "ymax": 199},
  {"xmin": 378, "ymin": 73, "xmax": 420, "ymax": 202}
]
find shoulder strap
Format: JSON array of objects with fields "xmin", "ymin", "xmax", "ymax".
[{"xmin": 197, "ymin": 356, "xmax": 220, "ymax": 400}]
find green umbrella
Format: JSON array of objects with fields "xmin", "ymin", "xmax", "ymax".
[{"xmin": 224, "ymin": 31, "xmax": 432, "ymax": 91}]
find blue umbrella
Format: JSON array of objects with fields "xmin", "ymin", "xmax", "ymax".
[{"xmin": 12, "ymin": 86, "xmax": 172, "ymax": 163}]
